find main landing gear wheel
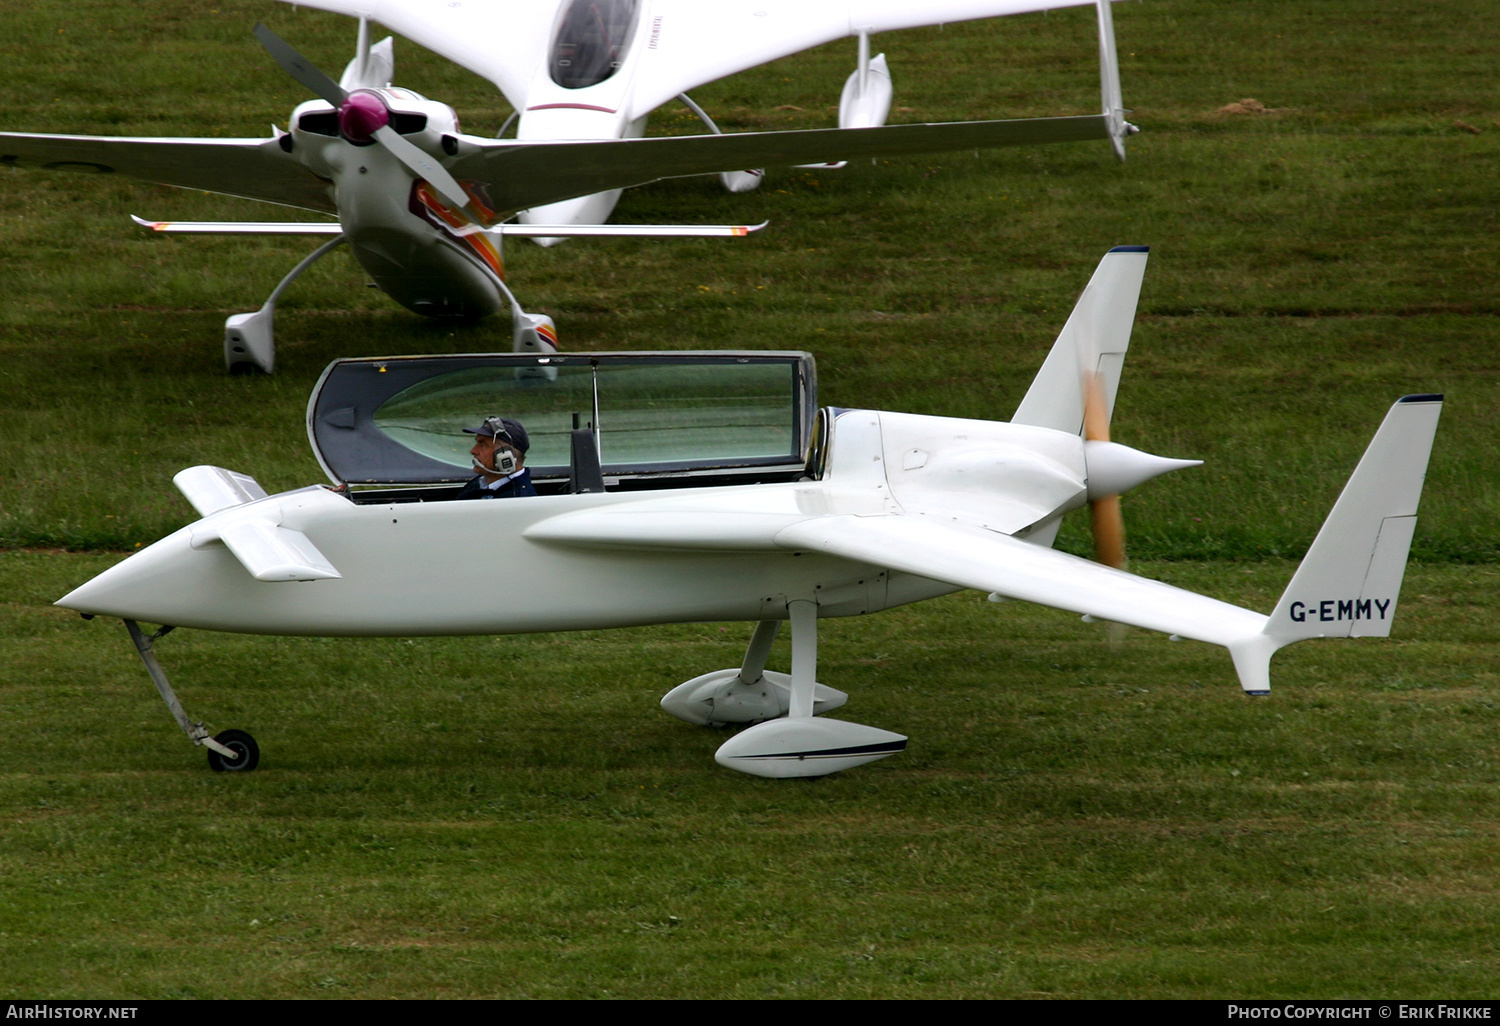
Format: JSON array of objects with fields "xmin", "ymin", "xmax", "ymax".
[{"xmin": 207, "ymin": 729, "xmax": 260, "ymax": 773}]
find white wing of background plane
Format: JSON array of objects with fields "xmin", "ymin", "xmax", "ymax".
[
  {"xmin": 2, "ymin": 112, "xmax": 1104, "ymax": 223},
  {"xmin": 279, "ymin": 0, "xmax": 563, "ymax": 111},
  {"xmin": 445, "ymin": 113, "xmax": 1107, "ymax": 215},
  {"xmin": 280, "ymin": 0, "xmax": 1106, "ymax": 119},
  {"xmin": 629, "ymin": 0, "xmax": 1108, "ymax": 118}
]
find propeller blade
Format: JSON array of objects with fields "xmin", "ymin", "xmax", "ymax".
[
  {"xmin": 1081, "ymin": 368, "xmax": 1111, "ymax": 444},
  {"xmin": 371, "ymin": 125, "xmax": 474, "ymax": 214},
  {"xmin": 1081, "ymin": 367, "xmax": 1128, "ymax": 569},
  {"xmin": 1091, "ymin": 487, "xmax": 1129, "ymax": 648},
  {"xmin": 1090, "ymin": 493, "xmax": 1127, "ymax": 570},
  {"xmin": 254, "ymin": 23, "xmax": 347, "ymax": 108}
]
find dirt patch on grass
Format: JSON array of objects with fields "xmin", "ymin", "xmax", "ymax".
[{"xmin": 1215, "ymin": 98, "xmax": 1293, "ymax": 116}]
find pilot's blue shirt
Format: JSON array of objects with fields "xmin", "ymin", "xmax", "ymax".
[{"xmin": 456, "ymin": 467, "xmax": 537, "ymax": 500}]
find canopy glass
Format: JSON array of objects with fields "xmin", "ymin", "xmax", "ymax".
[
  {"xmin": 308, "ymin": 352, "xmax": 817, "ymax": 488},
  {"xmin": 549, "ymin": 0, "xmax": 640, "ymax": 89}
]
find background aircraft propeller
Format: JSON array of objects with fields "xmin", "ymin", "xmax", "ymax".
[{"xmin": 252, "ymin": 22, "xmax": 476, "ymax": 216}]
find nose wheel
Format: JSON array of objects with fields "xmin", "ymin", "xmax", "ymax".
[
  {"xmin": 206, "ymin": 729, "xmax": 260, "ymax": 773},
  {"xmin": 120, "ymin": 619, "xmax": 264, "ymax": 772}
]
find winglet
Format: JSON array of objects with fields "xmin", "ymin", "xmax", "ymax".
[
  {"xmin": 1096, "ymin": 0, "xmax": 1135, "ymax": 162},
  {"xmin": 1266, "ymin": 394, "xmax": 1442, "ymax": 645},
  {"xmin": 1226, "ymin": 395, "xmax": 1443, "ymax": 696}
]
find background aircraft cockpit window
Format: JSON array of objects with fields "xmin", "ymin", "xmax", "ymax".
[{"xmin": 550, "ymin": 0, "xmax": 641, "ymax": 89}]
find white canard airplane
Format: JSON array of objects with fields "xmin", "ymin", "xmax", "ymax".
[
  {"xmin": 285, "ymin": 0, "xmax": 1137, "ymax": 232},
  {"xmin": 55, "ymin": 248, "xmax": 1443, "ymax": 778},
  {"xmin": 0, "ymin": 2, "xmax": 1134, "ymax": 374}
]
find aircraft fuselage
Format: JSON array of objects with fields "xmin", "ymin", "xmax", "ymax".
[
  {"xmin": 56, "ymin": 410, "xmax": 1096, "ymax": 636},
  {"xmin": 56, "ymin": 482, "xmax": 958, "ymax": 636},
  {"xmin": 290, "ymin": 91, "xmax": 507, "ymax": 318}
]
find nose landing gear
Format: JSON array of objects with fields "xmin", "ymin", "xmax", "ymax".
[{"xmin": 122, "ymin": 619, "xmax": 261, "ymax": 772}]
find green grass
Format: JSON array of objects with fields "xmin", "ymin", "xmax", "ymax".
[
  {"xmin": 4, "ymin": 554, "xmax": 1499, "ymax": 998},
  {"xmin": 2, "ymin": 0, "xmax": 1499, "ymax": 999}
]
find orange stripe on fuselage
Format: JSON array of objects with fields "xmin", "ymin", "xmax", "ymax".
[{"xmin": 414, "ymin": 181, "xmax": 504, "ymax": 280}]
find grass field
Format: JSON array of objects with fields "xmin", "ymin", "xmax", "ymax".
[{"xmin": 1, "ymin": 0, "xmax": 1498, "ymax": 1000}]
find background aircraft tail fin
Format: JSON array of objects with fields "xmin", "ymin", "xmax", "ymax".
[{"xmin": 1011, "ymin": 245, "xmax": 1149, "ymax": 435}]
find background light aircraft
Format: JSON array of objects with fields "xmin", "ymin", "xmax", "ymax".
[
  {"xmin": 286, "ymin": 0, "xmax": 1136, "ymax": 234},
  {"xmin": 55, "ymin": 249, "xmax": 1442, "ymax": 779},
  {"xmin": 0, "ymin": 2, "xmax": 1133, "ymax": 374}
]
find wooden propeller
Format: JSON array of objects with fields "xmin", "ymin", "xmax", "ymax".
[{"xmin": 1083, "ymin": 369, "xmax": 1127, "ymax": 571}]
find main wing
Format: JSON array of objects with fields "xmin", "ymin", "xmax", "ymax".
[
  {"xmin": 281, "ymin": 0, "xmax": 1107, "ymax": 119},
  {"xmin": 0, "ymin": 132, "xmax": 335, "ymax": 213},
  {"xmin": 448, "ymin": 113, "xmax": 1107, "ymax": 215},
  {"xmin": 528, "ymin": 501, "xmax": 1268, "ymax": 647},
  {"xmin": 776, "ymin": 515, "xmax": 1269, "ymax": 646}
]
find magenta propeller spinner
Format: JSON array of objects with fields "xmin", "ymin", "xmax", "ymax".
[{"xmin": 339, "ymin": 91, "xmax": 390, "ymax": 145}]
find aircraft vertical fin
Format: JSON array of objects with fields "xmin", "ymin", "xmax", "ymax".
[
  {"xmin": 1011, "ymin": 246, "xmax": 1148, "ymax": 435},
  {"xmin": 1263, "ymin": 394, "xmax": 1443, "ymax": 646}
]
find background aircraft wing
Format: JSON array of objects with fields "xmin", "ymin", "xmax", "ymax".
[
  {"xmin": 281, "ymin": 1, "xmax": 1106, "ymax": 120},
  {"xmin": 0, "ymin": 133, "xmax": 335, "ymax": 213},
  {"xmin": 775, "ymin": 515, "xmax": 1270, "ymax": 646},
  {"xmin": 630, "ymin": 0, "xmax": 1106, "ymax": 118},
  {"xmin": 278, "ymin": 0, "xmax": 562, "ymax": 111},
  {"xmin": 450, "ymin": 113, "xmax": 1106, "ymax": 215}
]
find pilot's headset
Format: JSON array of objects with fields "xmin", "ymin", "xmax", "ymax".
[{"xmin": 479, "ymin": 416, "xmax": 520, "ymax": 475}]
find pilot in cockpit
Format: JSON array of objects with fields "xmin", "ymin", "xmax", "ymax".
[{"xmin": 457, "ymin": 416, "xmax": 539, "ymax": 499}]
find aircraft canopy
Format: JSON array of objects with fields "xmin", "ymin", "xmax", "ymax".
[{"xmin": 307, "ymin": 351, "xmax": 818, "ymax": 489}]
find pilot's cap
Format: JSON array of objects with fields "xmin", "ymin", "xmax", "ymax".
[{"xmin": 464, "ymin": 416, "xmax": 530, "ymax": 453}]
